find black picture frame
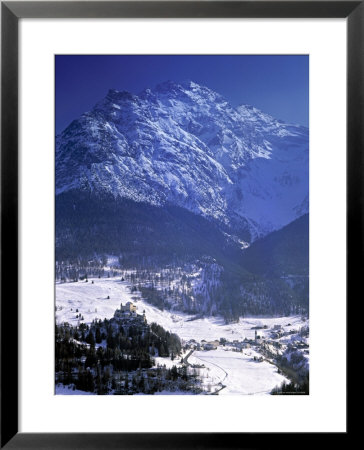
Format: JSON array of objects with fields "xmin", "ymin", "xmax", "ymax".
[{"xmin": 1, "ymin": 1, "xmax": 356, "ymax": 448}]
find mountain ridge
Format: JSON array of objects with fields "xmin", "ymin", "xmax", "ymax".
[{"xmin": 56, "ymin": 80, "xmax": 309, "ymax": 241}]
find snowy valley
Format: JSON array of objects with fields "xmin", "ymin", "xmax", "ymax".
[{"xmin": 56, "ymin": 274, "xmax": 309, "ymax": 395}]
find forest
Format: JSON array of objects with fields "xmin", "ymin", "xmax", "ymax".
[{"xmin": 55, "ymin": 313, "xmax": 202, "ymax": 394}]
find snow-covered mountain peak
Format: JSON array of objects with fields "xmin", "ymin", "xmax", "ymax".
[
  {"xmin": 56, "ymin": 80, "xmax": 308, "ymax": 240},
  {"xmin": 105, "ymin": 88, "xmax": 135, "ymax": 101},
  {"xmin": 152, "ymin": 80, "xmax": 188, "ymax": 96},
  {"xmin": 149, "ymin": 80, "xmax": 226, "ymax": 104}
]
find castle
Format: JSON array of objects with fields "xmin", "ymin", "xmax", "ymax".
[
  {"xmin": 114, "ymin": 301, "xmax": 147, "ymax": 323},
  {"xmin": 120, "ymin": 301, "xmax": 137, "ymax": 313}
]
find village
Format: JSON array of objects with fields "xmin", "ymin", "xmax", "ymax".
[{"xmin": 183, "ymin": 320, "xmax": 309, "ymax": 377}]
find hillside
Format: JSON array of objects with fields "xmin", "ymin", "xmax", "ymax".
[{"xmin": 240, "ymin": 214, "xmax": 309, "ymax": 278}]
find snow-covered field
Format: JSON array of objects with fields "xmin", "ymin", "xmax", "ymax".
[
  {"xmin": 189, "ymin": 349, "xmax": 287, "ymax": 395},
  {"xmin": 55, "ymin": 384, "xmax": 95, "ymax": 395},
  {"xmin": 56, "ymin": 277, "xmax": 305, "ymax": 394}
]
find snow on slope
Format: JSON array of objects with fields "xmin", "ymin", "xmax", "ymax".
[
  {"xmin": 56, "ymin": 278, "xmax": 128, "ymax": 325},
  {"xmin": 56, "ymin": 277, "xmax": 306, "ymax": 339},
  {"xmin": 56, "ymin": 80, "xmax": 308, "ymax": 239}
]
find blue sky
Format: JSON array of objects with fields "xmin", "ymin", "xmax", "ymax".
[{"xmin": 56, "ymin": 55, "xmax": 308, "ymax": 134}]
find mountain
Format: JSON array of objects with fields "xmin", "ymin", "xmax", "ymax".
[
  {"xmin": 56, "ymin": 80, "xmax": 308, "ymax": 241},
  {"xmin": 55, "ymin": 80, "xmax": 309, "ymax": 317}
]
